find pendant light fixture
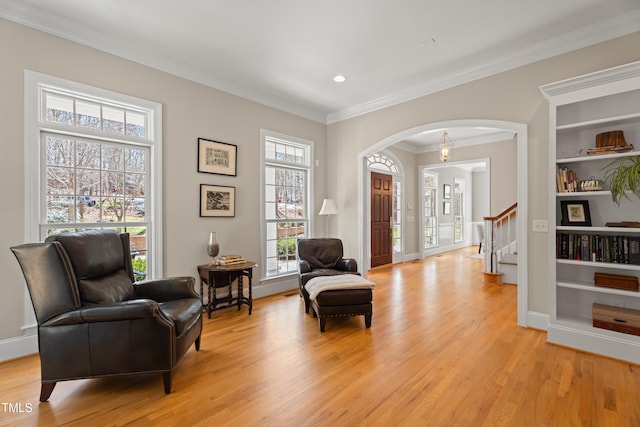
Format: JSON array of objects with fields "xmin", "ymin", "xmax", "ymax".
[{"xmin": 439, "ymin": 130, "xmax": 453, "ymax": 162}]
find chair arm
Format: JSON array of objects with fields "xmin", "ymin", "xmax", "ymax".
[
  {"xmin": 42, "ymin": 299, "xmax": 168, "ymax": 326},
  {"xmin": 335, "ymin": 258, "xmax": 358, "ymax": 273},
  {"xmin": 299, "ymin": 259, "xmax": 312, "ymax": 273},
  {"xmin": 133, "ymin": 276, "xmax": 199, "ymax": 302}
]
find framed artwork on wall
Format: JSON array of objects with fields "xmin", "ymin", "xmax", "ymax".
[
  {"xmin": 200, "ymin": 184, "xmax": 235, "ymax": 217},
  {"xmin": 443, "ymin": 184, "xmax": 451, "ymax": 199},
  {"xmin": 443, "ymin": 201, "xmax": 451, "ymax": 215},
  {"xmin": 198, "ymin": 138, "xmax": 237, "ymax": 176}
]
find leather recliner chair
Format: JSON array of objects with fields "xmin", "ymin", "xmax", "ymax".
[
  {"xmin": 297, "ymin": 238, "xmax": 359, "ymax": 313},
  {"xmin": 10, "ymin": 229, "xmax": 202, "ymax": 402}
]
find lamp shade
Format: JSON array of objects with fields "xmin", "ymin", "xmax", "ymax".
[{"xmin": 318, "ymin": 199, "xmax": 338, "ymax": 215}]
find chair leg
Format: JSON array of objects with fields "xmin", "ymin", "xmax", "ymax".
[
  {"xmin": 478, "ymin": 242, "xmax": 482, "ymax": 254},
  {"xmin": 319, "ymin": 317, "xmax": 326, "ymax": 332},
  {"xmin": 163, "ymin": 372, "xmax": 172, "ymax": 394},
  {"xmin": 195, "ymin": 335, "xmax": 201, "ymax": 351},
  {"xmin": 40, "ymin": 382, "xmax": 56, "ymax": 402}
]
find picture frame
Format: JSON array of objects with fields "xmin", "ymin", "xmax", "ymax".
[
  {"xmin": 443, "ymin": 184, "xmax": 451, "ymax": 199},
  {"xmin": 200, "ymin": 184, "xmax": 235, "ymax": 217},
  {"xmin": 560, "ymin": 200, "xmax": 591, "ymax": 226},
  {"xmin": 443, "ymin": 201, "xmax": 451, "ymax": 215},
  {"xmin": 198, "ymin": 138, "xmax": 237, "ymax": 176}
]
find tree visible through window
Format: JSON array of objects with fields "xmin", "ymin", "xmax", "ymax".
[
  {"xmin": 29, "ymin": 76, "xmax": 158, "ymax": 280},
  {"xmin": 263, "ymin": 132, "xmax": 312, "ymax": 278}
]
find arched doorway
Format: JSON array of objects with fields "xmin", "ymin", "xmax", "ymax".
[{"xmin": 358, "ymin": 119, "xmax": 528, "ymax": 327}]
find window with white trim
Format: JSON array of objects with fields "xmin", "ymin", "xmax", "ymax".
[
  {"xmin": 454, "ymin": 179, "xmax": 464, "ymax": 242},
  {"xmin": 262, "ymin": 131, "xmax": 312, "ymax": 278},
  {"xmin": 392, "ymin": 181, "xmax": 402, "ymax": 254},
  {"xmin": 26, "ymin": 72, "xmax": 162, "ymax": 279},
  {"xmin": 423, "ymin": 171, "xmax": 438, "ymax": 249}
]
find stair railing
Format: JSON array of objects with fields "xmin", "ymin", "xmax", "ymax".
[{"xmin": 483, "ymin": 203, "xmax": 518, "ymax": 274}]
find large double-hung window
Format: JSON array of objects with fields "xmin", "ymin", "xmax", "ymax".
[
  {"xmin": 26, "ymin": 72, "xmax": 162, "ymax": 279},
  {"xmin": 262, "ymin": 131, "xmax": 312, "ymax": 278}
]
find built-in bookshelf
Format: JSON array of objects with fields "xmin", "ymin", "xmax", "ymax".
[{"xmin": 541, "ymin": 60, "xmax": 640, "ymax": 363}]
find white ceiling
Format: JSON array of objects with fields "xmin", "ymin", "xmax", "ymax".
[{"xmin": 1, "ymin": 0, "xmax": 640, "ymax": 133}]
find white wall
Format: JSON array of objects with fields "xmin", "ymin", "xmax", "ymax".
[
  {"xmin": 472, "ymin": 170, "xmax": 488, "ymax": 221},
  {"xmin": 0, "ymin": 19, "xmax": 326, "ymax": 353}
]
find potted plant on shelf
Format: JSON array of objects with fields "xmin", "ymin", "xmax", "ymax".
[{"xmin": 603, "ymin": 155, "xmax": 640, "ymax": 205}]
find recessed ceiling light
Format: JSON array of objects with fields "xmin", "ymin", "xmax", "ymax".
[{"xmin": 333, "ymin": 74, "xmax": 346, "ymax": 83}]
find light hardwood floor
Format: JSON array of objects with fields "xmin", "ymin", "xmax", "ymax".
[{"xmin": 2, "ymin": 246, "xmax": 640, "ymax": 426}]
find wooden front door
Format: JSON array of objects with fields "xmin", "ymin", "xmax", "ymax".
[{"xmin": 371, "ymin": 171, "xmax": 393, "ymax": 267}]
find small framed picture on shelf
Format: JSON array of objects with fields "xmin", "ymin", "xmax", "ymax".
[
  {"xmin": 560, "ymin": 200, "xmax": 591, "ymax": 226},
  {"xmin": 200, "ymin": 184, "xmax": 235, "ymax": 217}
]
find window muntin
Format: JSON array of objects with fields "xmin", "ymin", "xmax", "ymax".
[
  {"xmin": 454, "ymin": 179, "xmax": 464, "ymax": 242},
  {"xmin": 44, "ymin": 134, "xmax": 147, "ymax": 226},
  {"xmin": 44, "ymin": 89, "xmax": 147, "ymax": 138},
  {"xmin": 423, "ymin": 171, "xmax": 438, "ymax": 249},
  {"xmin": 263, "ymin": 133, "xmax": 311, "ymax": 278},
  {"xmin": 367, "ymin": 153, "xmax": 399, "ymax": 174},
  {"xmin": 392, "ymin": 181, "xmax": 402, "ymax": 253},
  {"xmin": 33, "ymin": 78, "xmax": 157, "ymax": 280}
]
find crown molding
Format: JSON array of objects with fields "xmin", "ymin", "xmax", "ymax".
[
  {"xmin": 539, "ymin": 59, "xmax": 640, "ymax": 99},
  {"xmin": 2, "ymin": 2, "xmax": 638, "ymax": 126},
  {"xmin": 0, "ymin": 2, "xmax": 327, "ymax": 124},
  {"xmin": 327, "ymin": 9, "xmax": 640, "ymax": 124}
]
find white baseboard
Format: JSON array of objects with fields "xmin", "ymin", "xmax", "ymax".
[
  {"xmin": 423, "ymin": 241, "xmax": 471, "ymax": 257},
  {"xmin": 403, "ymin": 252, "xmax": 420, "ymax": 262},
  {"xmin": 527, "ymin": 311, "xmax": 549, "ymax": 331},
  {"xmin": 0, "ymin": 334, "xmax": 37, "ymax": 363},
  {"xmin": 253, "ymin": 276, "xmax": 297, "ymax": 299}
]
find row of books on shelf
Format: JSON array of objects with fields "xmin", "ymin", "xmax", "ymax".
[
  {"xmin": 556, "ymin": 233, "xmax": 640, "ymax": 264},
  {"xmin": 556, "ymin": 167, "xmax": 578, "ymax": 193},
  {"xmin": 217, "ymin": 255, "xmax": 246, "ymax": 265}
]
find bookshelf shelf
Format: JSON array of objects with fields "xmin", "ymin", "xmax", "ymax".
[{"xmin": 541, "ymin": 60, "xmax": 640, "ymax": 363}]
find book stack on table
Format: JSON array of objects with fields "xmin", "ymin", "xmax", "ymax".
[{"xmin": 217, "ymin": 255, "xmax": 246, "ymax": 266}]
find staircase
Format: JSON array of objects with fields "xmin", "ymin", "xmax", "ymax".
[{"xmin": 483, "ymin": 203, "xmax": 518, "ymax": 285}]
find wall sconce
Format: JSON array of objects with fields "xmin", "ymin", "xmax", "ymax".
[
  {"xmin": 439, "ymin": 130, "xmax": 453, "ymax": 162},
  {"xmin": 318, "ymin": 199, "xmax": 338, "ymax": 237}
]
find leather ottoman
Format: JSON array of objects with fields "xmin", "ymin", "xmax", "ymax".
[{"xmin": 310, "ymin": 288, "xmax": 373, "ymax": 332}]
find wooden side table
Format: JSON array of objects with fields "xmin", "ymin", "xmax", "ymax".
[{"xmin": 197, "ymin": 262, "xmax": 257, "ymax": 318}]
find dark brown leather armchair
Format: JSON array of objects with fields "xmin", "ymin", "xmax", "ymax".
[
  {"xmin": 297, "ymin": 238, "xmax": 359, "ymax": 313},
  {"xmin": 10, "ymin": 230, "xmax": 202, "ymax": 402}
]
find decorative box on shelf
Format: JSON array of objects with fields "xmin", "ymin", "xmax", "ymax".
[
  {"xmin": 593, "ymin": 303, "xmax": 640, "ymax": 336},
  {"xmin": 594, "ymin": 272, "xmax": 639, "ymax": 291}
]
